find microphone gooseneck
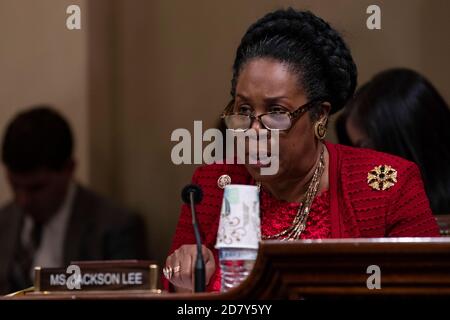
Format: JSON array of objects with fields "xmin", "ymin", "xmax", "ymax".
[{"xmin": 181, "ymin": 184, "xmax": 205, "ymax": 292}]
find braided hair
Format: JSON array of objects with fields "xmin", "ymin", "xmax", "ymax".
[{"xmin": 231, "ymin": 8, "xmax": 357, "ymax": 117}]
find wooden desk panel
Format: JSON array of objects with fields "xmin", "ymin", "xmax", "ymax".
[{"xmin": 4, "ymin": 238, "xmax": 450, "ymax": 300}]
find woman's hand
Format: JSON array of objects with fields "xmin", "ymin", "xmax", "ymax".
[{"xmin": 165, "ymin": 244, "xmax": 216, "ymax": 291}]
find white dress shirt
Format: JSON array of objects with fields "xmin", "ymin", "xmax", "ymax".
[{"xmin": 20, "ymin": 183, "xmax": 76, "ymax": 279}]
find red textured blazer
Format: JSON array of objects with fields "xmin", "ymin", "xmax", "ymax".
[{"xmin": 166, "ymin": 142, "xmax": 440, "ymax": 291}]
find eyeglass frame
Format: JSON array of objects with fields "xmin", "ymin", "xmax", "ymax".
[{"xmin": 220, "ymin": 98, "xmax": 326, "ymax": 131}]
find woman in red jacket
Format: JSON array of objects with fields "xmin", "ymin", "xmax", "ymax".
[{"xmin": 164, "ymin": 8, "xmax": 440, "ymax": 292}]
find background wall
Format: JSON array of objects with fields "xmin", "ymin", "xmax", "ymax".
[
  {"xmin": 0, "ymin": 0, "xmax": 88, "ymax": 201},
  {"xmin": 1, "ymin": 0, "xmax": 449, "ymax": 267}
]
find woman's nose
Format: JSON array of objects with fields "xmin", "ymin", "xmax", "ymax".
[{"xmin": 250, "ymin": 116, "xmax": 263, "ymax": 131}]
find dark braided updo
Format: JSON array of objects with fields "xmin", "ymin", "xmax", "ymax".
[{"xmin": 231, "ymin": 8, "xmax": 357, "ymax": 116}]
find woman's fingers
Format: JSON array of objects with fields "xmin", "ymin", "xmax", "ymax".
[
  {"xmin": 177, "ymin": 247, "xmax": 193, "ymax": 289},
  {"xmin": 165, "ymin": 245, "xmax": 196, "ymax": 290},
  {"xmin": 166, "ymin": 244, "xmax": 217, "ymax": 291}
]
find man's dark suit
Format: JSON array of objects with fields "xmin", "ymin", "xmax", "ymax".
[{"xmin": 0, "ymin": 184, "xmax": 147, "ymax": 294}]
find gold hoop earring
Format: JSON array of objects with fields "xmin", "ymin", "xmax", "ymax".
[{"xmin": 314, "ymin": 121, "xmax": 327, "ymax": 140}]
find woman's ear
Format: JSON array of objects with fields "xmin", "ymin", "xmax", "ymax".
[
  {"xmin": 321, "ymin": 102, "xmax": 331, "ymax": 117},
  {"xmin": 319, "ymin": 102, "xmax": 331, "ymax": 123}
]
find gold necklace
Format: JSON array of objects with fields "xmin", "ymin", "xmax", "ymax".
[{"xmin": 258, "ymin": 146, "xmax": 325, "ymax": 241}]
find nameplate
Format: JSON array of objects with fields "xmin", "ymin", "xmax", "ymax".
[{"xmin": 34, "ymin": 260, "xmax": 159, "ymax": 292}]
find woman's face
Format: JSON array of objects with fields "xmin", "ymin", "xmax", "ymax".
[{"xmin": 234, "ymin": 58, "xmax": 322, "ymax": 182}]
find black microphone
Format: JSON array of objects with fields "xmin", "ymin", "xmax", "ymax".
[{"xmin": 181, "ymin": 184, "xmax": 205, "ymax": 292}]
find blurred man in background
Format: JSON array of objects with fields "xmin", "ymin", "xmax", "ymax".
[{"xmin": 0, "ymin": 106, "xmax": 147, "ymax": 294}]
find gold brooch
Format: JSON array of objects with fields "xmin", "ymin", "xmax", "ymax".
[
  {"xmin": 367, "ymin": 165, "xmax": 397, "ymax": 191},
  {"xmin": 217, "ymin": 174, "xmax": 231, "ymax": 189}
]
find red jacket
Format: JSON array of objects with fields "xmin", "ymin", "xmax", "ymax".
[{"xmin": 166, "ymin": 142, "xmax": 440, "ymax": 291}]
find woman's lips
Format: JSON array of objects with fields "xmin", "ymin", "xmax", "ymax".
[
  {"xmin": 246, "ymin": 152, "xmax": 273, "ymax": 167},
  {"xmin": 251, "ymin": 161, "xmax": 272, "ymax": 168}
]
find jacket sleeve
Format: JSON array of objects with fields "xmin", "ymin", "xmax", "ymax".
[
  {"xmin": 102, "ymin": 212, "xmax": 149, "ymax": 260},
  {"xmin": 386, "ymin": 162, "xmax": 440, "ymax": 237},
  {"xmin": 162, "ymin": 166, "xmax": 221, "ymax": 292}
]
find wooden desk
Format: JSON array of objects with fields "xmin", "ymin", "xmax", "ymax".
[{"xmin": 4, "ymin": 238, "xmax": 450, "ymax": 300}]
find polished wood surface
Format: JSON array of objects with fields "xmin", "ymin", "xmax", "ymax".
[
  {"xmin": 4, "ymin": 238, "xmax": 450, "ymax": 300},
  {"xmin": 228, "ymin": 238, "xmax": 450, "ymax": 299}
]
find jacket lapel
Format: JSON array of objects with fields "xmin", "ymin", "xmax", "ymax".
[
  {"xmin": 63, "ymin": 185, "xmax": 92, "ymax": 264},
  {"xmin": 326, "ymin": 142, "xmax": 361, "ymax": 238}
]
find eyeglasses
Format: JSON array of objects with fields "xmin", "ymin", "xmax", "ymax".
[{"xmin": 221, "ymin": 98, "xmax": 324, "ymax": 131}]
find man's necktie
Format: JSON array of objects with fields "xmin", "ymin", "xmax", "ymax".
[{"xmin": 13, "ymin": 222, "xmax": 43, "ymax": 289}]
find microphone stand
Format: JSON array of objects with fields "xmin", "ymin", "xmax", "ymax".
[{"xmin": 189, "ymin": 191, "xmax": 206, "ymax": 292}]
